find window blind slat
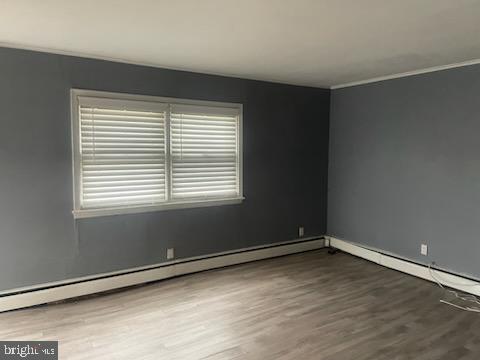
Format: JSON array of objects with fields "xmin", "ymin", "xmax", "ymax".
[
  {"xmin": 84, "ymin": 189, "xmax": 165, "ymax": 199},
  {"xmin": 171, "ymin": 129, "xmax": 236, "ymax": 136},
  {"xmin": 82, "ymin": 194, "xmax": 165, "ymax": 207},
  {"xmin": 171, "ymin": 189, "xmax": 238, "ymax": 198}
]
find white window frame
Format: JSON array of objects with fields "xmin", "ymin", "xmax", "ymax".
[{"xmin": 71, "ymin": 89, "xmax": 244, "ymax": 219}]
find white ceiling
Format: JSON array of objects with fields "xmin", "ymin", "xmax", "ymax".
[{"xmin": 1, "ymin": 0, "xmax": 480, "ymax": 88}]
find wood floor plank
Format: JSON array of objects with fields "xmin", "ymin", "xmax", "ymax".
[{"xmin": 1, "ymin": 249, "xmax": 480, "ymax": 359}]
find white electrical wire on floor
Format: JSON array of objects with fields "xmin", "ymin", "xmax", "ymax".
[
  {"xmin": 428, "ymin": 265, "xmax": 480, "ymax": 287},
  {"xmin": 428, "ymin": 263, "xmax": 480, "ymax": 313}
]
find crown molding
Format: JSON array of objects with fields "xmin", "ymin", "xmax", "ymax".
[{"xmin": 331, "ymin": 58, "xmax": 480, "ymax": 89}]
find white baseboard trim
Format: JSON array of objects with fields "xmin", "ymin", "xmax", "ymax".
[
  {"xmin": 0, "ymin": 237, "xmax": 325, "ymax": 313},
  {"xmin": 328, "ymin": 236, "xmax": 480, "ymax": 297}
]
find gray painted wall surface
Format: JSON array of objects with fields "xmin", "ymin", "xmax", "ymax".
[
  {"xmin": 328, "ymin": 64, "xmax": 480, "ymax": 279},
  {"xmin": 0, "ymin": 47, "xmax": 330, "ymax": 292}
]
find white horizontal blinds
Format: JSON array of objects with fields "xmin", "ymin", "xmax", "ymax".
[
  {"xmin": 79, "ymin": 98, "xmax": 168, "ymax": 209},
  {"xmin": 170, "ymin": 104, "xmax": 240, "ymax": 200}
]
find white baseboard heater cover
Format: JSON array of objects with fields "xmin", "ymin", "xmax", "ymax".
[
  {"xmin": 328, "ymin": 236, "xmax": 480, "ymax": 298},
  {"xmin": 0, "ymin": 237, "xmax": 325, "ymax": 313}
]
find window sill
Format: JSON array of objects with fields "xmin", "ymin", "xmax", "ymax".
[{"xmin": 73, "ymin": 197, "xmax": 245, "ymax": 219}]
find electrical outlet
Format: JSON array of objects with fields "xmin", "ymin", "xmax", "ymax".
[
  {"xmin": 299, "ymin": 226, "xmax": 305, "ymax": 237},
  {"xmin": 420, "ymin": 244, "xmax": 428, "ymax": 256},
  {"xmin": 167, "ymin": 248, "xmax": 175, "ymax": 260}
]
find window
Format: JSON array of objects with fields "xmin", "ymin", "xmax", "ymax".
[{"xmin": 71, "ymin": 90, "xmax": 243, "ymax": 218}]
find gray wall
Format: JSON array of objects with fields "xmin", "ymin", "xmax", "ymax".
[
  {"xmin": 328, "ymin": 64, "xmax": 480, "ymax": 279},
  {"xmin": 0, "ymin": 47, "xmax": 330, "ymax": 292}
]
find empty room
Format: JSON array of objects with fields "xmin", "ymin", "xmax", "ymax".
[{"xmin": 2, "ymin": 1, "xmax": 480, "ymax": 359}]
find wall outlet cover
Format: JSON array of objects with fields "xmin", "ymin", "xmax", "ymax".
[
  {"xmin": 420, "ymin": 244, "xmax": 428, "ymax": 256},
  {"xmin": 299, "ymin": 227, "xmax": 305, "ymax": 237},
  {"xmin": 167, "ymin": 248, "xmax": 175, "ymax": 260}
]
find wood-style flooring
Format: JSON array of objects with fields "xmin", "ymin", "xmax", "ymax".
[{"xmin": 1, "ymin": 249, "xmax": 479, "ymax": 359}]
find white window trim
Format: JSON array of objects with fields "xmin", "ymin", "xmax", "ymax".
[{"xmin": 71, "ymin": 89, "xmax": 244, "ymax": 219}]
